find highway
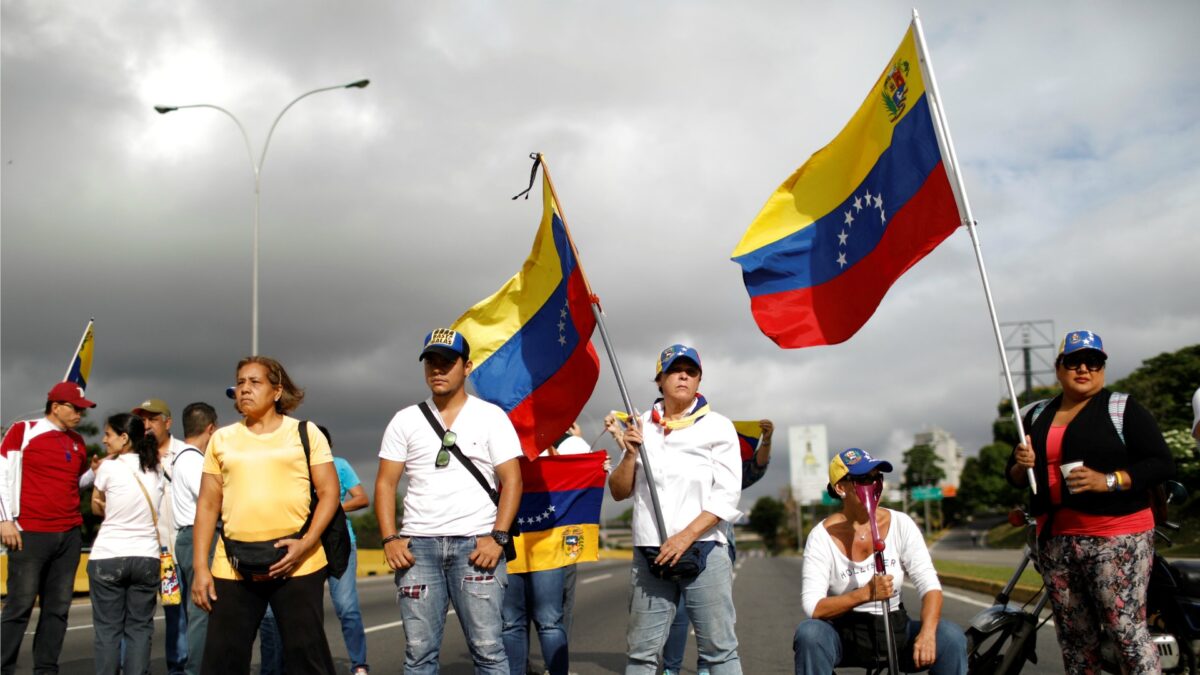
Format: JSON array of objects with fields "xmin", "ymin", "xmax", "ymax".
[{"xmin": 38, "ymin": 551, "xmax": 1066, "ymax": 674}]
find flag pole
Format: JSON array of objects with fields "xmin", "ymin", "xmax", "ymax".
[
  {"xmin": 911, "ymin": 10, "xmax": 1036, "ymax": 493},
  {"xmin": 62, "ymin": 318, "xmax": 94, "ymax": 385},
  {"xmin": 538, "ymin": 154, "xmax": 672, "ymax": 539}
]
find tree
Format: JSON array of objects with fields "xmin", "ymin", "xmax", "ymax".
[
  {"xmin": 351, "ymin": 510, "xmax": 382, "ymax": 549},
  {"xmin": 957, "ymin": 442, "xmax": 1026, "ymax": 516},
  {"xmin": 748, "ymin": 496, "xmax": 786, "ymax": 553},
  {"xmin": 1110, "ymin": 344, "xmax": 1200, "ymax": 431},
  {"xmin": 902, "ymin": 443, "xmax": 944, "ymax": 488}
]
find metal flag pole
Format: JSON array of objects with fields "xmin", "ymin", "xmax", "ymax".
[
  {"xmin": 537, "ymin": 155, "xmax": 671, "ymax": 541},
  {"xmin": 911, "ymin": 9, "xmax": 1036, "ymax": 493},
  {"xmin": 856, "ymin": 481, "xmax": 899, "ymax": 675}
]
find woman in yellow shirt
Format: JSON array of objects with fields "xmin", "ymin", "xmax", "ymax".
[{"xmin": 191, "ymin": 356, "xmax": 341, "ymax": 675}]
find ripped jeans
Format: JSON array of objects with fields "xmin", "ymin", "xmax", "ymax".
[{"xmin": 395, "ymin": 535, "xmax": 509, "ymax": 674}]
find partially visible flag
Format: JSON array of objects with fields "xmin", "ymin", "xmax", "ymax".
[
  {"xmin": 507, "ymin": 452, "xmax": 607, "ymax": 574},
  {"xmin": 732, "ymin": 420, "xmax": 764, "ymax": 462},
  {"xmin": 64, "ymin": 319, "xmax": 95, "ymax": 390},
  {"xmin": 453, "ymin": 159, "xmax": 601, "ymax": 458},
  {"xmin": 731, "ymin": 24, "xmax": 961, "ymax": 348}
]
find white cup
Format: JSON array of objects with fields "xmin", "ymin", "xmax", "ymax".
[{"xmin": 1060, "ymin": 461, "xmax": 1084, "ymax": 492}]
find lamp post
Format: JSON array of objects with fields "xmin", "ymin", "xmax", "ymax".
[{"xmin": 155, "ymin": 79, "xmax": 369, "ymax": 355}]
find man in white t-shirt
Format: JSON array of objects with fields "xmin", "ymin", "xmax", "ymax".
[
  {"xmin": 132, "ymin": 397, "xmax": 190, "ymax": 675},
  {"xmin": 375, "ymin": 328, "xmax": 524, "ymax": 674},
  {"xmin": 170, "ymin": 402, "xmax": 217, "ymax": 675}
]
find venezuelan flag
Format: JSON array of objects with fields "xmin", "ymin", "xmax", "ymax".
[
  {"xmin": 732, "ymin": 420, "xmax": 763, "ymax": 462},
  {"xmin": 732, "ymin": 25, "xmax": 961, "ymax": 348},
  {"xmin": 453, "ymin": 162, "xmax": 600, "ymax": 458},
  {"xmin": 64, "ymin": 319, "xmax": 95, "ymax": 390},
  {"xmin": 507, "ymin": 451, "xmax": 607, "ymax": 574}
]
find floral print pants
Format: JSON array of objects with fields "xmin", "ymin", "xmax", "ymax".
[{"xmin": 1038, "ymin": 530, "xmax": 1158, "ymax": 674}]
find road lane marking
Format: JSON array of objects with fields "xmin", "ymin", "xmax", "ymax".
[
  {"xmin": 581, "ymin": 573, "xmax": 613, "ymax": 585},
  {"xmin": 365, "ymin": 609, "xmax": 455, "ymax": 634}
]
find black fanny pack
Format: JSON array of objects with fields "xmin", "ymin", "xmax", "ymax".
[
  {"xmin": 222, "ymin": 532, "xmax": 299, "ymax": 579},
  {"xmin": 832, "ymin": 605, "xmax": 909, "ymax": 665},
  {"xmin": 637, "ymin": 540, "xmax": 716, "ymax": 581}
]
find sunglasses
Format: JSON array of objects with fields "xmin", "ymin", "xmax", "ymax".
[
  {"xmin": 436, "ymin": 430, "xmax": 457, "ymax": 468},
  {"xmin": 848, "ymin": 472, "xmax": 883, "ymax": 485},
  {"xmin": 1061, "ymin": 353, "xmax": 1106, "ymax": 372}
]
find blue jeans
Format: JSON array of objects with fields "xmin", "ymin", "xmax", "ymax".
[
  {"xmin": 663, "ymin": 537, "xmax": 736, "ymax": 672},
  {"xmin": 625, "ymin": 543, "xmax": 740, "ymax": 675},
  {"xmin": 329, "ymin": 543, "xmax": 368, "ymax": 671},
  {"xmin": 501, "ymin": 567, "xmax": 568, "ymax": 675},
  {"xmin": 176, "ymin": 527, "xmax": 215, "ymax": 675},
  {"xmin": 396, "ymin": 536, "xmax": 508, "ymax": 674},
  {"xmin": 87, "ymin": 556, "xmax": 160, "ymax": 675},
  {"xmin": 792, "ymin": 616, "xmax": 967, "ymax": 675},
  {"xmin": 259, "ymin": 607, "xmax": 284, "ymax": 675}
]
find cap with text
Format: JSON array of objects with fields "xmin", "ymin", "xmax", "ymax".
[
  {"xmin": 828, "ymin": 447, "xmax": 893, "ymax": 486},
  {"xmin": 1058, "ymin": 330, "xmax": 1106, "ymax": 358},
  {"xmin": 420, "ymin": 328, "xmax": 470, "ymax": 362},
  {"xmin": 655, "ymin": 344, "xmax": 702, "ymax": 377}
]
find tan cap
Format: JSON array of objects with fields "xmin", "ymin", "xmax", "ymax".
[{"xmin": 132, "ymin": 398, "xmax": 171, "ymax": 418}]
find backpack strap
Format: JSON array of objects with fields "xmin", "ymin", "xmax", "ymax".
[
  {"xmin": 171, "ymin": 446, "xmax": 203, "ymax": 467},
  {"xmin": 417, "ymin": 401, "xmax": 499, "ymax": 505},
  {"xmin": 1108, "ymin": 392, "xmax": 1128, "ymax": 445},
  {"xmin": 1025, "ymin": 399, "xmax": 1052, "ymax": 428}
]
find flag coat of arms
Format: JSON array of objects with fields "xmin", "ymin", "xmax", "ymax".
[
  {"xmin": 732, "ymin": 26, "xmax": 961, "ymax": 348},
  {"xmin": 453, "ymin": 170, "xmax": 601, "ymax": 458},
  {"xmin": 506, "ymin": 452, "xmax": 607, "ymax": 574}
]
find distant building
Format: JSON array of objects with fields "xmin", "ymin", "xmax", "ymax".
[
  {"xmin": 788, "ymin": 424, "xmax": 829, "ymax": 505},
  {"xmin": 913, "ymin": 427, "xmax": 964, "ymax": 496}
]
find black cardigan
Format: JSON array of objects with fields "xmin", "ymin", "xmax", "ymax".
[{"xmin": 1005, "ymin": 389, "xmax": 1175, "ymax": 517}]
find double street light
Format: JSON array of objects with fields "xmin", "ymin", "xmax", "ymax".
[{"xmin": 155, "ymin": 79, "xmax": 370, "ymax": 355}]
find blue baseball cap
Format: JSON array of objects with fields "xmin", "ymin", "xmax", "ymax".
[
  {"xmin": 1058, "ymin": 330, "xmax": 1106, "ymax": 358},
  {"xmin": 655, "ymin": 344, "xmax": 702, "ymax": 377},
  {"xmin": 828, "ymin": 448, "xmax": 893, "ymax": 486},
  {"xmin": 420, "ymin": 328, "xmax": 470, "ymax": 362}
]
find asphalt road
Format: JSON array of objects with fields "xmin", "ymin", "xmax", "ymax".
[{"xmin": 30, "ymin": 552, "xmax": 1067, "ymax": 674}]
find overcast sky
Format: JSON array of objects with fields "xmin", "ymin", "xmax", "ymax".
[{"xmin": 3, "ymin": 1, "xmax": 1198, "ymax": 515}]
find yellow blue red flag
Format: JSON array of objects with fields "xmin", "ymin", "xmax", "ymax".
[
  {"xmin": 453, "ymin": 160, "xmax": 600, "ymax": 458},
  {"xmin": 732, "ymin": 420, "xmax": 763, "ymax": 462},
  {"xmin": 64, "ymin": 319, "xmax": 95, "ymax": 390},
  {"xmin": 506, "ymin": 452, "xmax": 607, "ymax": 573},
  {"xmin": 732, "ymin": 24, "xmax": 961, "ymax": 348}
]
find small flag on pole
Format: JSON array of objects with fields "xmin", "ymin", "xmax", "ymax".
[
  {"xmin": 64, "ymin": 319, "xmax": 95, "ymax": 390},
  {"xmin": 506, "ymin": 452, "xmax": 607, "ymax": 574},
  {"xmin": 731, "ymin": 24, "xmax": 962, "ymax": 348},
  {"xmin": 453, "ymin": 157, "xmax": 601, "ymax": 458},
  {"xmin": 731, "ymin": 420, "xmax": 764, "ymax": 462}
]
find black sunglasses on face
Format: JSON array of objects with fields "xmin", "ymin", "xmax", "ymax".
[
  {"xmin": 436, "ymin": 430, "xmax": 457, "ymax": 468},
  {"xmin": 849, "ymin": 473, "xmax": 883, "ymax": 485},
  {"xmin": 1061, "ymin": 353, "xmax": 1106, "ymax": 372}
]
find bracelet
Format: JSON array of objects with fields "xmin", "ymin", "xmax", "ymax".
[
  {"xmin": 1115, "ymin": 471, "xmax": 1125, "ymax": 491},
  {"xmin": 382, "ymin": 534, "xmax": 403, "ymax": 545}
]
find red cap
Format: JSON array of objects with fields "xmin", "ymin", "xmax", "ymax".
[{"xmin": 47, "ymin": 382, "xmax": 96, "ymax": 409}]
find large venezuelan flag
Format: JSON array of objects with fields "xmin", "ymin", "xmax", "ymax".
[
  {"xmin": 731, "ymin": 25, "xmax": 961, "ymax": 348},
  {"xmin": 64, "ymin": 319, "xmax": 95, "ymax": 390},
  {"xmin": 732, "ymin": 420, "xmax": 763, "ymax": 462},
  {"xmin": 453, "ymin": 169, "xmax": 600, "ymax": 459},
  {"xmin": 507, "ymin": 451, "xmax": 607, "ymax": 574}
]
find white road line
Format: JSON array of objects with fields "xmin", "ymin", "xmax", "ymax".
[
  {"xmin": 364, "ymin": 610, "xmax": 455, "ymax": 634},
  {"xmin": 581, "ymin": 573, "xmax": 613, "ymax": 585}
]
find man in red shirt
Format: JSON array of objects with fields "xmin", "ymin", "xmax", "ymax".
[{"xmin": 0, "ymin": 382, "xmax": 96, "ymax": 675}]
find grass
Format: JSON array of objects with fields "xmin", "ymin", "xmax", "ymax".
[{"xmin": 933, "ymin": 559, "xmax": 1043, "ymax": 588}]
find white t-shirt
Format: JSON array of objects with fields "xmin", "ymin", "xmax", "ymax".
[
  {"xmin": 379, "ymin": 395, "xmax": 523, "ymax": 537},
  {"xmin": 800, "ymin": 509, "xmax": 941, "ymax": 618},
  {"xmin": 629, "ymin": 404, "xmax": 743, "ymax": 547},
  {"xmin": 1191, "ymin": 386, "xmax": 1200, "ymax": 438},
  {"xmin": 170, "ymin": 443, "xmax": 205, "ymax": 528},
  {"xmin": 555, "ymin": 435, "xmax": 592, "ymax": 456},
  {"xmin": 91, "ymin": 453, "xmax": 164, "ymax": 560}
]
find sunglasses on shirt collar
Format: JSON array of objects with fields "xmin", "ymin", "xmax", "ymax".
[{"xmin": 436, "ymin": 430, "xmax": 457, "ymax": 468}]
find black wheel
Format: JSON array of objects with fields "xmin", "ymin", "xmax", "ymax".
[{"xmin": 966, "ymin": 618, "xmax": 1037, "ymax": 675}]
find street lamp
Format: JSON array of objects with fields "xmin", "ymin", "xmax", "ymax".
[{"xmin": 155, "ymin": 78, "xmax": 370, "ymax": 355}]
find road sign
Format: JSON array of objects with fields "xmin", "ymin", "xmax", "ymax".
[{"xmin": 910, "ymin": 486, "xmax": 943, "ymax": 502}]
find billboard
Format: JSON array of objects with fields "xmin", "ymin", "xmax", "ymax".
[{"xmin": 788, "ymin": 424, "xmax": 829, "ymax": 505}]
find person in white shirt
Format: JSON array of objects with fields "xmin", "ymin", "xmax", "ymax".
[
  {"xmin": 171, "ymin": 402, "xmax": 218, "ymax": 675},
  {"xmin": 605, "ymin": 344, "xmax": 743, "ymax": 675},
  {"xmin": 1191, "ymin": 385, "xmax": 1200, "ymax": 441},
  {"xmin": 793, "ymin": 448, "xmax": 966, "ymax": 675},
  {"xmin": 87, "ymin": 412, "xmax": 165, "ymax": 675},
  {"xmin": 375, "ymin": 328, "xmax": 523, "ymax": 674}
]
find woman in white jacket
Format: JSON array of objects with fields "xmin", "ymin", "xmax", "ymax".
[{"xmin": 793, "ymin": 448, "xmax": 966, "ymax": 675}]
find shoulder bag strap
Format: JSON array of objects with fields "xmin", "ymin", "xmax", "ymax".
[
  {"xmin": 417, "ymin": 401, "xmax": 499, "ymax": 505},
  {"xmin": 119, "ymin": 458, "xmax": 163, "ymax": 549},
  {"xmin": 1108, "ymin": 392, "xmax": 1128, "ymax": 445}
]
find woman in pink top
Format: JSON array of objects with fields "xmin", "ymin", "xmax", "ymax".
[{"xmin": 1008, "ymin": 330, "xmax": 1175, "ymax": 674}]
